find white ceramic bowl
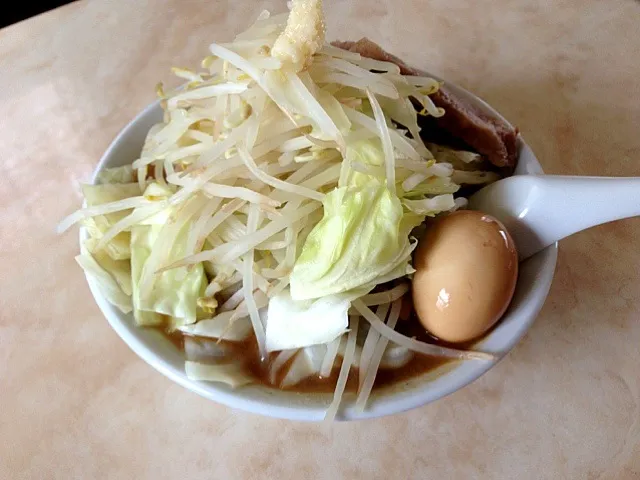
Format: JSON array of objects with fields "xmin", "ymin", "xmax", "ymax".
[{"xmin": 82, "ymin": 79, "xmax": 558, "ymax": 421}]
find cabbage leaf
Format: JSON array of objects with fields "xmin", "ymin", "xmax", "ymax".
[
  {"xmin": 130, "ymin": 183, "xmax": 206, "ymax": 327},
  {"xmin": 95, "ymin": 165, "xmax": 135, "ymax": 184},
  {"xmin": 265, "ymin": 289, "xmax": 349, "ymax": 351},
  {"xmin": 289, "ymin": 183, "xmax": 421, "ymax": 300},
  {"xmin": 76, "ymin": 242, "xmax": 133, "ymax": 314},
  {"xmin": 130, "ymin": 224, "xmax": 206, "ymax": 327},
  {"xmin": 81, "ymin": 183, "xmax": 141, "ymax": 260}
]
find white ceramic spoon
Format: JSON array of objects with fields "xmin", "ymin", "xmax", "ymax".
[{"xmin": 468, "ymin": 175, "xmax": 640, "ymax": 260}]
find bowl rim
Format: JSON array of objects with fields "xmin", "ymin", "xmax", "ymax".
[{"xmin": 81, "ymin": 79, "xmax": 558, "ymax": 422}]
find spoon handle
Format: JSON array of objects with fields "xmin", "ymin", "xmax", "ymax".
[{"xmin": 469, "ymin": 175, "xmax": 640, "ymax": 260}]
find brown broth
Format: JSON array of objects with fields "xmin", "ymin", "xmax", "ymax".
[{"xmin": 164, "ymin": 313, "xmax": 457, "ymax": 393}]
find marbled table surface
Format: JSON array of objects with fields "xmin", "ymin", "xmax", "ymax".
[{"xmin": 1, "ymin": 1, "xmax": 639, "ymax": 478}]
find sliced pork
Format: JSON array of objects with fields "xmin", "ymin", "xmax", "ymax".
[{"xmin": 332, "ymin": 38, "xmax": 518, "ymax": 168}]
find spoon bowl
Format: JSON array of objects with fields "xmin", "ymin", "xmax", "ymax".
[{"xmin": 469, "ymin": 175, "xmax": 640, "ymax": 260}]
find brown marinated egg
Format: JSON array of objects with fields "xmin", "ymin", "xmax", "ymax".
[{"xmin": 411, "ymin": 210, "xmax": 518, "ymax": 343}]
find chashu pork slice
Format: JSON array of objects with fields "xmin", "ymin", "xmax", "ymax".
[{"xmin": 332, "ymin": 38, "xmax": 518, "ymax": 168}]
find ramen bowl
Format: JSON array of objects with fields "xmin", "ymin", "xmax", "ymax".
[{"xmin": 82, "ymin": 78, "xmax": 557, "ymax": 421}]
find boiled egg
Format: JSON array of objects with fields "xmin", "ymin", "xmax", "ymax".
[{"xmin": 411, "ymin": 210, "xmax": 518, "ymax": 343}]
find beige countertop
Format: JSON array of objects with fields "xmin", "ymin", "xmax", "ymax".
[{"xmin": 1, "ymin": 0, "xmax": 639, "ymax": 478}]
